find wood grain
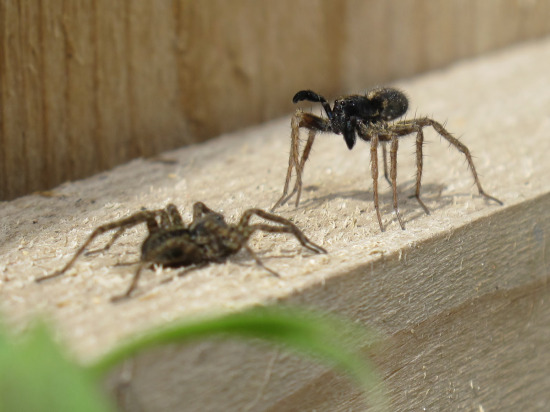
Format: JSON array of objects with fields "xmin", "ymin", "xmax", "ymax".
[{"xmin": 2, "ymin": 1, "xmax": 550, "ymax": 199}]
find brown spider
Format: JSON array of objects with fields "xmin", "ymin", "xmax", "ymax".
[
  {"xmin": 36, "ymin": 202, "xmax": 326, "ymax": 302},
  {"xmin": 272, "ymin": 88, "xmax": 503, "ymax": 231}
]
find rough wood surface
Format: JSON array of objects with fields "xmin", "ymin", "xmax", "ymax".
[
  {"xmin": 2, "ymin": 0, "xmax": 550, "ymax": 200},
  {"xmin": 1, "ymin": 38, "xmax": 550, "ymax": 410}
]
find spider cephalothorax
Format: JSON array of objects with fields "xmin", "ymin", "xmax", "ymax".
[
  {"xmin": 272, "ymin": 88, "xmax": 502, "ymax": 231},
  {"xmin": 293, "ymin": 89, "xmax": 408, "ymax": 150},
  {"xmin": 36, "ymin": 202, "xmax": 326, "ymax": 301}
]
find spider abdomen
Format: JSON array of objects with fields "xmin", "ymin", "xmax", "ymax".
[
  {"xmin": 141, "ymin": 229, "xmax": 202, "ymax": 266},
  {"xmin": 365, "ymin": 88, "xmax": 408, "ymax": 121}
]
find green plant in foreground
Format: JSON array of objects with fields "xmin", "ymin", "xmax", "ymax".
[
  {"xmin": 0, "ymin": 321, "xmax": 116, "ymax": 412},
  {"xmin": 0, "ymin": 306, "xmax": 386, "ymax": 412}
]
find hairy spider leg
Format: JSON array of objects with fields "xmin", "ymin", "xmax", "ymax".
[
  {"xmin": 413, "ymin": 127, "xmax": 430, "ymax": 214},
  {"xmin": 359, "ymin": 121, "xmax": 406, "ymax": 231},
  {"xmin": 176, "ymin": 262, "xmax": 210, "ymax": 279},
  {"xmin": 86, "ymin": 205, "xmax": 180, "ymax": 257},
  {"xmin": 383, "ymin": 121, "xmax": 429, "ymax": 214},
  {"xmin": 238, "ymin": 208, "xmax": 327, "ymax": 255},
  {"xmin": 369, "ymin": 133, "xmax": 385, "ymax": 231},
  {"xmin": 381, "ymin": 142, "xmax": 392, "ymax": 187},
  {"xmin": 192, "ymin": 201, "xmax": 219, "ymax": 220},
  {"xmin": 293, "ymin": 130, "xmax": 316, "ymax": 206},
  {"xmin": 272, "ymin": 112, "xmax": 329, "ymax": 210},
  {"xmin": 396, "ymin": 118, "xmax": 503, "ymax": 206},
  {"xmin": 163, "ymin": 203, "xmax": 184, "ymax": 228},
  {"xmin": 272, "ymin": 90, "xmax": 336, "ymax": 211},
  {"xmin": 272, "ymin": 114, "xmax": 303, "ymax": 210},
  {"xmin": 35, "ymin": 208, "xmax": 167, "ymax": 283},
  {"xmin": 281, "ymin": 90, "xmax": 335, "ymax": 207},
  {"xmin": 280, "ymin": 128, "xmax": 316, "ymax": 208},
  {"xmin": 155, "ymin": 262, "xmax": 211, "ymax": 286},
  {"xmin": 84, "ymin": 226, "xmax": 127, "ymax": 256},
  {"xmin": 237, "ymin": 208, "xmax": 327, "ymax": 277},
  {"xmin": 110, "ymin": 261, "xmax": 148, "ymax": 303},
  {"xmin": 390, "ymin": 135, "xmax": 406, "ymax": 229}
]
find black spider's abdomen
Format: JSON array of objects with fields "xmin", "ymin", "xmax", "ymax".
[{"xmin": 366, "ymin": 88, "xmax": 408, "ymax": 121}]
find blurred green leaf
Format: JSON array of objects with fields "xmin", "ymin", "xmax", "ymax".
[
  {"xmin": 89, "ymin": 306, "xmax": 387, "ymax": 411},
  {"xmin": 0, "ymin": 322, "xmax": 115, "ymax": 412},
  {"xmin": 0, "ymin": 306, "xmax": 386, "ymax": 411}
]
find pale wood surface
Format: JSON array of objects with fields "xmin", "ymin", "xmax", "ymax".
[
  {"xmin": 1, "ymin": 38, "xmax": 550, "ymax": 410},
  {"xmin": 3, "ymin": 0, "xmax": 550, "ymax": 200}
]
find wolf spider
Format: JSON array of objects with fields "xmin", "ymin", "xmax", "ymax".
[
  {"xmin": 272, "ymin": 88, "xmax": 502, "ymax": 231},
  {"xmin": 36, "ymin": 202, "xmax": 326, "ymax": 302}
]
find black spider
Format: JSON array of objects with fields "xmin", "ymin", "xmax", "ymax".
[
  {"xmin": 272, "ymin": 88, "xmax": 502, "ymax": 231},
  {"xmin": 36, "ymin": 202, "xmax": 326, "ymax": 301}
]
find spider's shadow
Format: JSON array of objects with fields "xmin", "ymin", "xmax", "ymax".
[
  {"xmin": 297, "ymin": 180, "xmax": 454, "ymax": 227},
  {"xmin": 114, "ymin": 249, "xmax": 308, "ymax": 284}
]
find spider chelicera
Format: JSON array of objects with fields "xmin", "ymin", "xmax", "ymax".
[
  {"xmin": 272, "ymin": 88, "xmax": 502, "ymax": 231},
  {"xmin": 36, "ymin": 202, "xmax": 326, "ymax": 302}
]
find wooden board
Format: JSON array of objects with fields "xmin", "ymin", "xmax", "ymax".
[
  {"xmin": 1, "ymin": 38, "xmax": 550, "ymax": 410},
  {"xmin": 2, "ymin": 0, "xmax": 550, "ymax": 199}
]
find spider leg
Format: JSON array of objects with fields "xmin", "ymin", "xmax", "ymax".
[
  {"xmin": 177, "ymin": 262, "xmax": 210, "ymax": 278},
  {"xmin": 86, "ymin": 207, "xmax": 173, "ymax": 256},
  {"xmin": 158, "ymin": 262, "xmax": 211, "ymax": 286},
  {"xmin": 272, "ymin": 112, "xmax": 303, "ymax": 210},
  {"xmin": 412, "ymin": 127, "xmax": 430, "ymax": 214},
  {"xmin": 159, "ymin": 209, "xmax": 172, "ymax": 229},
  {"xmin": 370, "ymin": 134, "xmax": 385, "ymax": 232},
  {"xmin": 282, "ymin": 129, "xmax": 316, "ymax": 208},
  {"xmin": 381, "ymin": 142, "xmax": 392, "ymax": 187},
  {"xmin": 84, "ymin": 226, "xmax": 126, "ymax": 256},
  {"xmin": 272, "ymin": 112, "xmax": 328, "ymax": 211},
  {"xmin": 238, "ymin": 209, "xmax": 327, "ymax": 255},
  {"xmin": 192, "ymin": 201, "xmax": 217, "ymax": 220},
  {"xmin": 165, "ymin": 203, "xmax": 184, "ymax": 227},
  {"xmin": 390, "ymin": 135, "xmax": 406, "ymax": 230},
  {"xmin": 112, "ymin": 260, "xmax": 141, "ymax": 267},
  {"xmin": 410, "ymin": 118, "xmax": 503, "ymax": 205},
  {"xmin": 110, "ymin": 261, "xmax": 147, "ymax": 302},
  {"xmin": 35, "ymin": 209, "xmax": 164, "ymax": 283}
]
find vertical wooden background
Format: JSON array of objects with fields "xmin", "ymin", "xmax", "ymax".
[{"xmin": 1, "ymin": 0, "xmax": 550, "ymax": 200}]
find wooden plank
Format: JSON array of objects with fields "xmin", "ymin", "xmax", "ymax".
[
  {"xmin": 1, "ymin": 38, "xmax": 550, "ymax": 410},
  {"xmin": 3, "ymin": 1, "xmax": 550, "ymax": 199}
]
